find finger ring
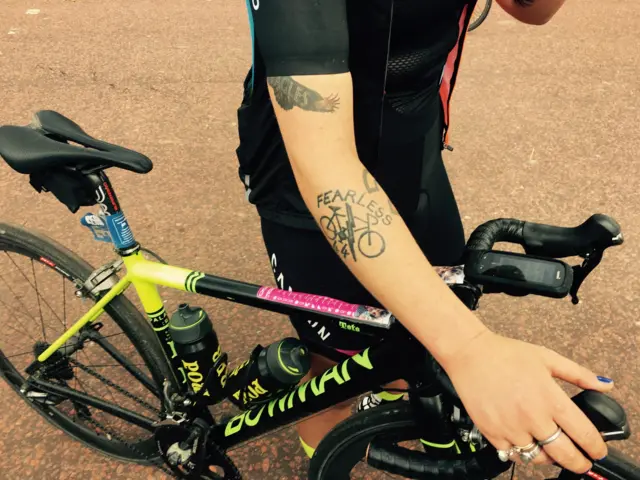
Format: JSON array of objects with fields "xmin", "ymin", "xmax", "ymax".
[
  {"xmin": 497, "ymin": 448, "xmax": 514, "ymax": 462},
  {"xmin": 538, "ymin": 427, "xmax": 563, "ymax": 446},
  {"xmin": 519, "ymin": 444, "xmax": 542, "ymax": 464},
  {"xmin": 514, "ymin": 441, "xmax": 538, "ymax": 452}
]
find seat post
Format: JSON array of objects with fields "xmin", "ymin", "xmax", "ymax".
[{"xmin": 87, "ymin": 171, "xmax": 139, "ymax": 255}]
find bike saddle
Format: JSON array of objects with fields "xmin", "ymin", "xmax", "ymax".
[{"xmin": 0, "ymin": 110, "xmax": 153, "ymax": 175}]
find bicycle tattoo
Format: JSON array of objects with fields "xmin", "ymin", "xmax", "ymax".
[{"xmin": 319, "ymin": 203, "xmax": 386, "ymax": 261}]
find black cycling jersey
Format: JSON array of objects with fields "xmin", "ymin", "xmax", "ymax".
[{"xmin": 236, "ymin": 0, "xmax": 476, "ymax": 229}]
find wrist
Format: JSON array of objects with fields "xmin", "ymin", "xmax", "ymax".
[{"xmin": 426, "ymin": 317, "xmax": 492, "ymax": 371}]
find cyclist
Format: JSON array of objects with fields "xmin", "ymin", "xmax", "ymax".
[{"xmin": 234, "ymin": 0, "xmax": 613, "ymax": 473}]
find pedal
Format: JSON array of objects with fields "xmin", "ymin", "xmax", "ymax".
[{"xmin": 155, "ymin": 422, "xmax": 209, "ymax": 479}]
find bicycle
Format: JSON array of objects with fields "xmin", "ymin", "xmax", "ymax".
[
  {"xmin": 469, "ymin": 0, "xmax": 492, "ymax": 32},
  {"xmin": 0, "ymin": 110, "xmax": 637, "ymax": 480}
]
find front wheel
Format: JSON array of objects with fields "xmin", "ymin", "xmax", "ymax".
[
  {"xmin": 309, "ymin": 401, "xmax": 511, "ymax": 480},
  {"xmin": 309, "ymin": 402, "xmax": 426, "ymax": 479}
]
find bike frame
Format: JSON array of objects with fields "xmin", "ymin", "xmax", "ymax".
[
  {"xmin": 24, "ymin": 171, "xmax": 637, "ymax": 480},
  {"xmin": 35, "ymin": 244, "xmax": 433, "ymax": 446},
  {"xmin": 30, "ymin": 171, "xmax": 439, "ymax": 451}
]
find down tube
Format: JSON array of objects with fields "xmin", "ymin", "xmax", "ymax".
[{"xmin": 213, "ymin": 338, "xmax": 421, "ymax": 448}]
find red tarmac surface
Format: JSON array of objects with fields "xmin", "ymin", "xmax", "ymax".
[{"xmin": 0, "ymin": 0, "xmax": 638, "ymax": 478}]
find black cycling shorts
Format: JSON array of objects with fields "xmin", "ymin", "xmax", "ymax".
[{"xmin": 259, "ymin": 121, "xmax": 465, "ymax": 360}]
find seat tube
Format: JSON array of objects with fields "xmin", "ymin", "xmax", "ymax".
[{"xmin": 88, "ymin": 171, "xmax": 138, "ymax": 253}]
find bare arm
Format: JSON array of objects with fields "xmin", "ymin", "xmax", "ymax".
[
  {"xmin": 267, "ymin": 72, "xmax": 489, "ymax": 367},
  {"xmin": 249, "ymin": 2, "xmax": 613, "ymax": 471},
  {"xmin": 496, "ymin": 0, "xmax": 567, "ymax": 25}
]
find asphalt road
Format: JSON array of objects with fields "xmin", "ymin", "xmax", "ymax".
[{"xmin": 0, "ymin": 1, "xmax": 638, "ymax": 479}]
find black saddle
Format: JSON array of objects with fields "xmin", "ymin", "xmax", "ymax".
[{"xmin": 0, "ymin": 110, "xmax": 153, "ymax": 175}]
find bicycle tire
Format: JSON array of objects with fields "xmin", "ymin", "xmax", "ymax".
[
  {"xmin": 0, "ymin": 222, "xmax": 175, "ymax": 465},
  {"xmin": 309, "ymin": 402, "xmax": 426, "ymax": 479},
  {"xmin": 468, "ymin": 0, "xmax": 492, "ymax": 32},
  {"xmin": 309, "ymin": 401, "xmax": 512, "ymax": 480}
]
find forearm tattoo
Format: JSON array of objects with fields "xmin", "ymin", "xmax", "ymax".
[
  {"xmin": 267, "ymin": 76, "xmax": 340, "ymax": 112},
  {"xmin": 316, "ymin": 169, "xmax": 397, "ymax": 262}
]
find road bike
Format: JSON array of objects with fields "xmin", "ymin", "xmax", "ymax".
[{"xmin": 0, "ymin": 110, "xmax": 638, "ymax": 480}]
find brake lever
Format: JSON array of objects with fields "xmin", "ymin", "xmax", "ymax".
[{"xmin": 570, "ymin": 248, "xmax": 604, "ymax": 305}]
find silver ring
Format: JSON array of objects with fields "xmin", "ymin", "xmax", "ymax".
[
  {"xmin": 514, "ymin": 441, "xmax": 537, "ymax": 453},
  {"xmin": 538, "ymin": 427, "xmax": 563, "ymax": 446},
  {"xmin": 497, "ymin": 449, "xmax": 513, "ymax": 462},
  {"xmin": 519, "ymin": 444, "xmax": 542, "ymax": 464}
]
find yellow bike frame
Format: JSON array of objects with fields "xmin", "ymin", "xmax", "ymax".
[{"xmin": 36, "ymin": 250, "xmax": 201, "ymax": 363}]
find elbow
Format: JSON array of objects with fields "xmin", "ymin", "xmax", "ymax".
[
  {"xmin": 497, "ymin": 0, "xmax": 561, "ymax": 25},
  {"xmin": 520, "ymin": 12, "xmax": 555, "ymax": 25}
]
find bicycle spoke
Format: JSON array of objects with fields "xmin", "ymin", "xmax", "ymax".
[
  {"xmin": 0, "ymin": 257, "xmax": 40, "ymax": 328},
  {"xmin": 81, "ymin": 363, "xmax": 146, "ymax": 368},
  {"xmin": 74, "ymin": 350, "xmax": 79, "ymax": 392},
  {"xmin": 0, "ymin": 297, "xmax": 39, "ymax": 344},
  {"xmin": 79, "ymin": 350, "xmax": 119, "ymax": 406},
  {"xmin": 63, "ymin": 276, "xmax": 67, "ymax": 331},
  {"xmin": 70, "ymin": 376, "xmax": 92, "ymax": 423},
  {"xmin": 30, "ymin": 259, "xmax": 47, "ymax": 342},
  {"xmin": 101, "ymin": 332, "xmax": 125, "ymax": 340},
  {"xmin": 88, "ymin": 332, "xmax": 158, "ymax": 396},
  {"xmin": 74, "ymin": 375, "xmax": 91, "ymax": 396},
  {"xmin": 4, "ymin": 252, "xmax": 65, "ymax": 329},
  {"xmin": 0, "ymin": 243, "xmax": 164, "ymax": 460},
  {"xmin": 6, "ymin": 350, "xmax": 35, "ymax": 359}
]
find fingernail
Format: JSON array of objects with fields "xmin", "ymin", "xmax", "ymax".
[
  {"xmin": 597, "ymin": 376, "xmax": 613, "ymax": 383},
  {"xmin": 597, "ymin": 455, "xmax": 607, "ymax": 462}
]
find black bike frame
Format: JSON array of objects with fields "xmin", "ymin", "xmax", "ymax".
[{"xmin": 208, "ymin": 324, "xmax": 426, "ymax": 448}]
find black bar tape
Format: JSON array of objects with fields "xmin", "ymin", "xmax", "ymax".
[
  {"xmin": 466, "ymin": 218, "xmax": 525, "ymax": 252},
  {"xmin": 367, "ymin": 441, "xmax": 511, "ymax": 479}
]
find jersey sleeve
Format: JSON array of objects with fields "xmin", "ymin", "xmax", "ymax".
[{"xmin": 249, "ymin": 0, "xmax": 350, "ymax": 76}]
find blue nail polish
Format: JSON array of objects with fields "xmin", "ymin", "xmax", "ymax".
[
  {"xmin": 597, "ymin": 376, "xmax": 613, "ymax": 383},
  {"xmin": 597, "ymin": 455, "xmax": 607, "ymax": 462}
]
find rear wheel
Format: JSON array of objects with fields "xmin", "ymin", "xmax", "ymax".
[
  {"xmin": 0, "ymin": 222, "xmax": 175, "ymax": 464},
  {"xmin": 468, "ymin": 0, "xmax": 492, "ymax": 32}
]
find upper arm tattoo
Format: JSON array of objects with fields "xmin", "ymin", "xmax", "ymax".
[{"xmin": 267, "ymin": 76, "xmax": 340, "ymax": 113}]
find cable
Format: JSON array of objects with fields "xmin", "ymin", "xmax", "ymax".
[{"xmin": 140, "ymin": 247, "xmax": 168, "ymax": 264}]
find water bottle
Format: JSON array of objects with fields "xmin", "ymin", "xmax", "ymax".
[
  {"xmin": 168, "ymin": 303, "xmax": 228, "ymax": 404},
  {"xmin": 225, "ymin": 337, "xmax": 310, "ymax": 409}
]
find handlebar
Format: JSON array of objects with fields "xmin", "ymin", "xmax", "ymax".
[
  {"xmin": 368, "ymin": 444, "xmax": 640, "ymax": 480},
  {"xmin": 369, "ymin": 214, "xmax": 634, "ymax": 478},
  {"xmin": 463, "ymin": 214, "xmax": 624, "ymax": 304},
  {"xmin": 369, "ymin": 374, "xmax": 635, "ymax": 479},
  {"xmin": 466, "ymin": 214, "xmax": 623, "ymax": 258}
]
